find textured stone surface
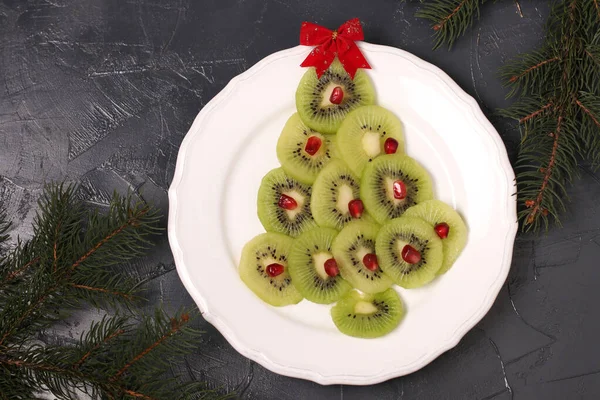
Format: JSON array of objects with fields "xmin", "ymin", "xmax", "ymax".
[{"xmin": 2, "ymin": 0, "xmax": 599, "ymax": 398}]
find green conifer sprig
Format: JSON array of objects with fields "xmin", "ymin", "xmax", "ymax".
[
  {"xmin": 500, "ymin": 1, "xmax": 600, "ymax": 231},
  {"xmin": 0, "ymin": 184, "xmax": 229, "ymax": 399},
  {"xmin": 412, "ymin": 1, "xmax": 600, "ymax": 231},
  {"xmin": 413, "ymin": 0, "xmax": 488, "ymax": 49}
]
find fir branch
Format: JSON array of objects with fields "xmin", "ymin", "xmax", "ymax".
[
  {"xmin": 74, "ymin": 328, "xmax": 126, "ymax": 369},
  {"xmin": 500, "ymin": 49, "xmax": 561, "ymax": 97},
  {"xmin": 527, "ymin": 115, "xmax": 563, "ymax": 225},
  {"xmin": 111, "ymin": 311, "xmax": 192, "ymax": 381},
  {"xmin": 576, "ymin": 93, "xmax": 600, "ymax": 128},
  {"xmin": 499, "ymin": 0, "xmax": 600, "ymax": 230},
  {"xmin": 519, "ymin": 102, "xmax": 553, "ymax": 123},
  {"xmin": 509, "ymin": 57, "xmax": 560, "ymax": 83},
  {"xmin": 412, "ymin": 0, "xmax": 488, "ymax": 49},
  {"xmin": 0, "ymin": 184, "xmax": 226, "ymax": 399},
  {"xmin": 0, "ymin": 283, "xmax": 58, "ymax": 347},
  {"xmin": 69, "ymin": 283, "xmax": 135, "ymax": 301},
  {"xmin": 123, "ymin": 389, "xmax": 157, "ymax": 400},
  {"xmin": 3, "ymin": 257, "xmax": 40, "ymax": 283}
]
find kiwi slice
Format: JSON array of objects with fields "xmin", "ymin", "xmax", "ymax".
[
  {"xmin": 403, "ymin": 200, "xmax": 468, "ymax": 275},
  {"xmin": 296, "ymin": 59, "xmax": 375, "ymax": 134},
  {"xmin": 239, "ymin": 233, "xmax": 303, "ymax": 306},
  {"xmin": 257, "ymin": 168, "xmax": 317, "ymax": 237},
  {"xmin": 331, "ymin": 289, "xmax": 404, "ymax": 338},
  {"xmin": 337, "ymin": 105, "xmax": 405, "ymax": 176},
  {"xmin": 311, "ymin": 159, "xmax": 371, "ymax": 231},
  {"xmin": 375, "ymin": 216, "xmax": 443, "ymax": 288},
  {"xmin": 361, "ymin": 154, "xmax": 434, "ymax": 224},
  {"xmin": 288, "ymin": 227, "xmax": 352, "ymax": 304},
  {"xmin": 276, "ymin": 113, "xmax": 338, "ymax": 185},
  {"xmin": 331, "ymin": 220, "xmax": 393, "ymax": 294}
]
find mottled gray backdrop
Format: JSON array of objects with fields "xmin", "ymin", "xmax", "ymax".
[{"xmin": 2, "ymin": 0, "xmax": 600, "ymax": 398}]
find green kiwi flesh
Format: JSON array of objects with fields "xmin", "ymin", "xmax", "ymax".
[
  {"xmin": 331, "ymin": 288, "xmax": 404, "ymax": 338},
  {"xmin": 337, "ymin": 105, "xmax": 405, "ymax": 176},
  {"xmin": 361, "ymin": 154, "xmax": 434, "ymax": 224},
  {"xmin": 288, "ymin": 227, "xmax": 351, "ymax": 304},
  {"xmin": 331, "ymin": 220, "xmax": 393, "ymax": 294},
  {"xmin": 376, "ymin": 216, "xmax": 443, "ymax": 288},
  {"xmin": 239, "ymin": 233, "xmax": 303, "ymax": 306},
  {"xmin": 403, "ymin": 200, "xmax": 468, "ymax": 274},
  {"xmin": 311, "ymin": 159, "xmax": 368, "ymax": 231},
  {"xmin": 257, "ymin": 168, "xmax": 317, "ymax": 237},
  {"xmin": 276, "ymin": 113, "xmax": 338, "ymax": 185},
  {"xmin": 296, "ymin": 59, "xmax": 375, "ymax": 134}
]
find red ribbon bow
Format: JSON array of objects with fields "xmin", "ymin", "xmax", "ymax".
[{"xmin": 299, "ymin": 18, "xmax": 371, "ymax": 79}]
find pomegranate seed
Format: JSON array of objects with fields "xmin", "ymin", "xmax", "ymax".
[
  {"xmin": 304, "ymin": 136, "xmax": 322, "ymax": 156},
  {"xmin": 384, "ymin": 138, "xmax": 399, "ymax": 154},
  {"xmin": 434, "ymin": 222, "xmax": 450, "ymax": 239},
  {"xmin": 393, "ymin": 180, "xmax": 407, "ymax": 200},
  {"xmin": 324, "ymin": 258, "xmax": 339, "ymax": 277},
  {"xmin": 266, "ymin": 263, "xmax": 284, "ymax": 277},
  {"xmin": 401, "ymin": 245, "xmax": 421, "ymax": 264},
  {"xmin": 278, "ymin": 194, "xmax": 298, "ymax": 210},
  {"xmin": 362, "ymin": 253, "xmax": 379, "ymax": 271},
  {"xmin": 329, "ymin": 86, "xmax": 344, "ymax": 104},
  {"xmin": 348, "ymin": 199, "xmax": 364, "ymax": 218}
]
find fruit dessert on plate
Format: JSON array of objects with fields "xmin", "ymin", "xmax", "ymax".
[{"xmin": 237, "ymin": 37, "xmax": 468, "ymax": 339}]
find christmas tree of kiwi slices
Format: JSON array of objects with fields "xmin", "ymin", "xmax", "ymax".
[{"xmin": 238, "ymin": 55, "xmax": 468, "ymax": 340}]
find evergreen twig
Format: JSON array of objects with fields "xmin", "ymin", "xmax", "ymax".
[
  {"xmin": 0, "ymin": 184, "xmax": 229, "ymax": 399},
  {"xmin": 412, "ymin": 0, "xmax": 488, "ymax": 49},
  {"xmin": 411, "ymin": 1, "xmax": 600, "ymax": 231},
  {"xmin": 499, "ymin": 1, "xmax": 600, "ymax": 230}
]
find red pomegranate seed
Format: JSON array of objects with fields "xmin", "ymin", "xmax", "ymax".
[
  {"xmin": 278, "ymin": 194, "xmax": 298, "ymax": 210},
  {"xmin": 348, "ymin": 199, "xmax": 364, "ymax": 218},
  {"xmin": 434, "ymin": 222, "xmax": 450, "ymax": 239},
  {"xmin": 324, "ymin": 258, "xmax": 339, "ymax": 277},
  {"xmin": 384, "ymin": 138, "xmax": 399, "ymax": 154},
  {"xmin": 329, "ymin": 86, "xmax": 344, "ymax": 104},
  {"xmin": 362, "ymin": 253, "xmax": 379, "ymax": 271},
  {"xmin": 401, "ymin": 245, "xmax": 421, "ymax": 264},
  {"xmin": 266, "ymin": 263, "xmax": 284, "ymax": 277},
  {"xmin": 393, "ymin": 180, "xmax": 407, "ymax": 200},
  {"xmin": 304, "ymin": 136, "xmax": 322, "ymax": 156}
]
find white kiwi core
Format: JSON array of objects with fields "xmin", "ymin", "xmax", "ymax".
[
  {"xmin": 336, "ymin": 185, "xmax": 354, "ymax": 214},
  {"xmin": 362, "ymin": 132, "xmax": 382, "ymax": 157},
  {"xmin": 354, "ymin": 301, "xmax": 378, "ymax": 314}
]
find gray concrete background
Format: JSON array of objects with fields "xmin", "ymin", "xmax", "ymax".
[{"xmin": 2, "ymin": 0, "xmax": 599, "ymax": 398}]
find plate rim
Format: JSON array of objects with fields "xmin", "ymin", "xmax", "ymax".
[{"xmin": 168, "ymin": 42, "xmax": 518, "ymax": 385}]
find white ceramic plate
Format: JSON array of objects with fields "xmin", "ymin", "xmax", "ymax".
[{"xmin": 168, "ymin": 43, "xmax": 518, "ymax": 385}]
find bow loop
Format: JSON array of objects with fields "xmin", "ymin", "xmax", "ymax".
[
  {"xmin": 337, "ymin": 18, "xmax": 364, "ymax": 41},
  {"xmin": 299, "ymin": 19, "xmax": 371, "ymax": 79},
  {"xmin": 299, "ymin": 21, "xmax": 334, "ymax": 46}
]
